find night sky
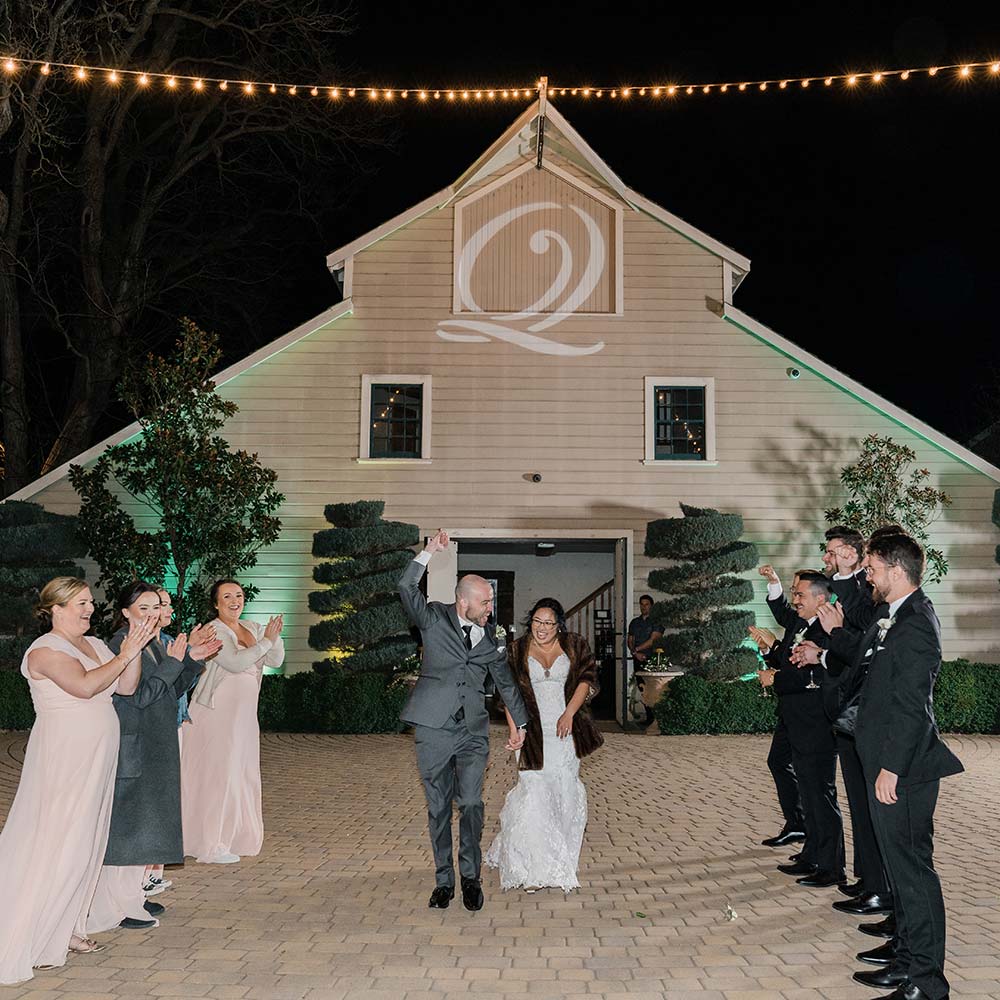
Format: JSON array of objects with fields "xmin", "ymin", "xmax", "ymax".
[{"xmin": 263, "ymin": 4, "xmax": 1000, "ymax": 446}]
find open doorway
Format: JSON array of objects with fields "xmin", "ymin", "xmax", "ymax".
[{"xmin": 433, "ymin": 535, "xmax": 628, "ymax": 722}]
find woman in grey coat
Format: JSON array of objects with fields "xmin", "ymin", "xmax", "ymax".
[{"xmin": 86, "ymin": 582, "xmax": 221, "ymax": 933}]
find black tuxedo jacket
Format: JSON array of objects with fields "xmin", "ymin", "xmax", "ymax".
[
  {"xmin": 830, "ymin": 570, "xmax": 877, "ymax": 630},
  {"xmin": 767, "ymin": 608, "xmax": 835, "ymax": 754},
  {"xmin": 853, "ymin": 589, "xmax": 963, "ymax": 786}
]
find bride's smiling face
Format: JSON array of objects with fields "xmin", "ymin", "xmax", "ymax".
[{"xmin": 530, "ymin": 609, "xmax": 559, "ymax": 643}]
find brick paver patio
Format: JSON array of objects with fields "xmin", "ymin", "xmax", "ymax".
[{"xmin": 0, "ymin": 729, "xmax": 997, "ymax": 1000}]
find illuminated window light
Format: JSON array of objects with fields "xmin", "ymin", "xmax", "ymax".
[
  {"xmin": 75, "ymin": 66, "xmax": 87, "ymax": 80},
  {"xmin": 167, "ymin": 76, "xmax": 177, "ymax": 89},
  {"xmin": 107, "ymin": 70, "xmax": 119, "ymax": 84}
]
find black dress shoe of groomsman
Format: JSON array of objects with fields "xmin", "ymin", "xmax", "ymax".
[
  {"xmin": 859, "ymin": 913, "xmax": 897, "ymax": 939},
  {"xmin": 119, "ymin": 917, "xmax": 157, "ymax": 929},
  {"xmin": 869, "ymin": 985, "xmax": 945, "ymax": 1000},
  {"xmin": 428, "ymin": 886, "xmax": 455, "ymax": 909},
  {"xmin": 761, "ymin": 827, "xmax": 806, "ymax": 847},
  {"xmin": 788, "ymin": 852, "xmax": 802, "ymax": 862},
  {"xmin": 777, "ymin": 861, "xmax": 817, "ymax": 876},
  {"xmin": 852, "ymin": 965, "xmax": 908, "ymax": 988},
  {"xmin": 143, "ymin": 900, "xmax": 165, "ymax": 916},
  {"xmin": 857, "ymin": 940, "xmax": 897, "ymax": 966},
  {"xmin": 461, "ymin": 877, "xmax": 484, "ymax": 911},
  {"xmin": 834, "ymin": 891, "xmax": 894, "ymax": 916},
  {"xmin": 838, "ymin": 879, "xmax": 865, "ymax": 898},
  {"xmin": 796, "ymin": 869, "xmax": 848, "ymax": 888}
]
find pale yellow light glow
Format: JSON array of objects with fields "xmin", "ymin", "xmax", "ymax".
[
  {"xmin": 801, "ymin": 79, "xmax": 810, "ymax": 87},
  {"xmin": 824, "ymin": 77, "xmax": 833, "ymax": 86},
  {"xmin": 3, "ymin": 59, "xmax": 17, "ymax": 73},
  {"xmin": 872, "ymin": 72, "xmax": 883, "ymax": 82},
  {"xmin": 900, "ymin": 71, "xmax": 910, "ymax": 80},
  {"xmin": 310, "ymin": 86, "xmax": 319, "ymax": 96},
  {"xmin": 779, "ymin": 80, "xmax": 787, "ymax": 88},
  {"xmin": 243, "ymin": 82, "xmax": 253, "ymax": 94},
  {"xmin": 385, "ymin": 89, "xmax": 394, "ymax": 99},
  {"xmin": 419, "ymin": 90, "xmax": 428, "ymax": 100},
  {"xmin": 702, "ymin": 85, "xmax": 710, "ymax": 93},
  {"xmin": 738, "ymin": 82, "xmax": 747, "ymax": 91},
  {"xmin": 167, "ymin": 77, "xmax": 177, "ymax": 88},
  {"xmin": 369, "ymin": 88, "xmax": 377, "ymax": 98},
  {"xmin": 269, "ymin": 83, "xmax": 276, "ymax": 93},
  {"xmin": 960, "ymin": 65, "xmax": 971, "ymax": 77},
  {"xmin": 992, "ymin": 62, "xmax": 1000, "ymax": 73},
  {"xmin": 847, "ymin": 75, "xmax": 857, "ymax": 85},
  {"xmin": 139, "ymin": 73, "xmax": 151, "ymax": 86},
  {"xmin": 348, "ymin": 88, "xmax": 356, "ymax": 97},
  {"xmin": 929, "ymin": 67, "xmax": 939, "ymax": 76},
  {"xmin": 107, "ymin": 70, "xmax": 119, "ymax": 83},
  {"xmin": 220, "ymin": 80, "xmax": 228, "ymax": 90},
  {"xmin": 41, "ymin": 63, "xmax": 51, "ymax": 75},
  {"xmin": 331, "ymin": 88, "xmax": 340, "ymax": 98},
  {"xmin": 75, "ymin": 66, "xmax": 87, "ymax": 80},
  {"xmin": 622, "ymin": 88, "xmax": 631, "ymax": 97},
  {"xmin": 686, "ymin": 85, "xmax": 694, "ymax": 94},
  {"xmin": 759, "ymin": 81, "xmax": 767, "ymax": 90},
  {"xmin": 195, "ymin": 79, "xmax": 205, "ymax": 90},
  {"xmin": 288, "ymin": 85, "xmax": 296, "ymax": 94},
  {"xmin": 720, "ymin": 84, "xmax": 728, "ymax": 92}
]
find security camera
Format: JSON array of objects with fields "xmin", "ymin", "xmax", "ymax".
[
  {"xmin": 786, "ymin": 367, "xmax": 801, "ymax": 380},
  {"xmin": 530, "ymin": 473, "xmax": 542, "ymax": 483}
]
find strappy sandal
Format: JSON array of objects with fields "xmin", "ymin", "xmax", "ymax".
[
  {"xmin": 33, "ymin": 964, "xmax": 59, "ymax": 971},
  {"xmin": 68, "ymin": 937, "xmax": 106, "ymax": 955}
]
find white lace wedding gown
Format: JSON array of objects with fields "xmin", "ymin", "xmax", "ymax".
[{"xmin": 485, "ymin": 653, "xmax": 588, "ymax": 892}]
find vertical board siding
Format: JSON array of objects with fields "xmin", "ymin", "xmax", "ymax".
[{"xmin": 24, "ymin": 146, "xmax": 1000, "ymax": 673}]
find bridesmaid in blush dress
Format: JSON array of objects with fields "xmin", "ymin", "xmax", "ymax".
[
  {"xmin": 0, "ymin": 578, "xmax": 156, "ymax": 984},
  {"xmin": 181, "ymin": 579, "xmax": 284, "ymax": 864}
]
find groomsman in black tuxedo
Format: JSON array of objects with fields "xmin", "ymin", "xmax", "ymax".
[
  {"xmin": 817, "ymin": 534, "xmax": 962, "ymax": 1000},
  {"xmin": 758, "ymin": 570, "xmax": 846, "ymax": 887}
]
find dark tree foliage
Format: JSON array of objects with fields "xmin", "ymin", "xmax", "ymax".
[
  {"xmin": 69, "ymin": 319, "xmax": 283, "ymax": 632},
  {"xmin": 0, "ymin": 500, "xmax": 85, "ymax": 669},
  {"xmin": 308, "ymin": 500, "xmax": 419, "ymax": 675},
  {"xmin": 645, "ymin": 503, "xmax": 759, "ymax": 681}
]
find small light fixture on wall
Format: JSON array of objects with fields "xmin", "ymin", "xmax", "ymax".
[{"xmin": 786, "ymin": 367, "xmax": 801, "ymax": 380}]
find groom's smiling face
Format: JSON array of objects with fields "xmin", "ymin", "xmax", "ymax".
[{"xmin": 458, "ymin": 580, "xmax": 494, "ymax": 627}]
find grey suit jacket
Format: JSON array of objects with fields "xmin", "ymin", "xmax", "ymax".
[{"xmin": 398, "ymin": 558, "xmax": 529, "ymax": 736}]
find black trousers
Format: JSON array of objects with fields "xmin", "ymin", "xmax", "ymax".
[
  {"xmin": 836, "ymin": 733, "xmax": 889, "ymax": 895},
  {"xmin": 767, "ymin": 720, "xmax": 805, "ymax": 830},
  {"xmin": 868, "ymin": 777, "xmax": 949, "ymax": 1000},
  {"xmin": 790, "ymin": 744, "xmax": 845, "ymax": 874}
]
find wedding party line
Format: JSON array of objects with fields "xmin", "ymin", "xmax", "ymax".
[{"xmin": 0, "ymin": 523, "xmax": 959, "ymax": 1000}]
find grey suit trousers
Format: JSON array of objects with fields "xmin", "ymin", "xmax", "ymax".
[{"xmin": 412, "ymin": 717, "xmax": 490, "ymax": 887}]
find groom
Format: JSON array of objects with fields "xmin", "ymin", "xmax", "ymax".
[{"xmin": 398, "ymin": 530, "xmax": 529, "ymax": 911}]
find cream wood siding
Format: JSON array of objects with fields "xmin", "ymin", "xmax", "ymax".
[{"xmin": 25, "ymin": 148, "xmax": 1000, "ymax": 673}]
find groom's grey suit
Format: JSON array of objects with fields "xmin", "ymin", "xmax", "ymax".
[{"xmin": 399, "ymin": 557, "xmax": 529, "ymax": 888}]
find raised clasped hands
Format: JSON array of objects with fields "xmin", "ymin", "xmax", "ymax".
[
  {"xmin": 790, "ymin": 639, "xmax": 822, "ymax": 667},
  {"xmin": 505, "ymin": 727, "xmax": 526, "ymax": 752},
  {"xmin": 816, "ymin": 600, "xmax": 844, "ymax": 634},
  {"xmin": 424, "ymin": 529, "xmax": 449, "ymax": 555},
  {"xmin": 758, "ymin": 564, "xmax": 780, "ymax": 585},
  {"xmin": 263, "ymin": 614, "xmax": 284, "ymax": 642}
]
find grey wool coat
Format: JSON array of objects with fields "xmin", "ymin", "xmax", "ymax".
[{"xmin": 104, "ymin": 629, "xmax": 204, "ymax": 866}]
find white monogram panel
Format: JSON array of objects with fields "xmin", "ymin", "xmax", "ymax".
[{"xmin": 438, "ymin": 166, "xmax": 617, "ymax": 356}]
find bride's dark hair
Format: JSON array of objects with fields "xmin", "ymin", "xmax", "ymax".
[{"xmin": 522, "ymin": 597, "xmax": 567, "ymax": 633}]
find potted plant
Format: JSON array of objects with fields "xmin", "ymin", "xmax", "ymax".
[{"xmin": 633, "ymin": 647, "xmax": 684, "ymax": 724}]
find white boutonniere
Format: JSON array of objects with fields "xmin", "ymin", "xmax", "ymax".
[
  {"xmin": 876, "ymin": 616, "xmax": 895, "ymax": 640},
  {"xmin": 791, "ymin": 628, "xmax": 808, "ymax": 649},
  {"xmin": 495, "ymin": 625, "xmax": 506, "ymax": 641}
]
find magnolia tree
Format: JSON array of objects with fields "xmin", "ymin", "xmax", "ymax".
[
  {"xmin": 825, "ymin": 434, "xmax": 952, "ymax": 584},
  {"xmin": 70, "ymin": 320, "xmax": 283, "ymax": 631}
]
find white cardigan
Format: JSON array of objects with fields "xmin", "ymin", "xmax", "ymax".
[{"xmin": 192, "ymin": 618, "xmax": 285, "ymax": 709}]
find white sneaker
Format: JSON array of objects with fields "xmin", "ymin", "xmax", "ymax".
[
  {"xmin": 197, "ymin": 851, "xmax": 240, "ymax": 864},
  {"xmin": 143, "ymin": 876, "xmax": 172, "ymax": 894}
]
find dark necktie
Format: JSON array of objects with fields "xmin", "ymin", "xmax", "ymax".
[{"xmin": 462, "ymin": 625, "xmax": 473, "ymax": 651}]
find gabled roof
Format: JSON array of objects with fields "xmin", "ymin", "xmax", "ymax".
[
  {"xmin": 326, "ymin": 99, "xmax": 752, "ymax": 282},
  {"xmin": 5, "ymin": 299, "xmax": 355, "ymax": 503}
]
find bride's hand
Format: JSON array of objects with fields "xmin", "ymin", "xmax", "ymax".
[
  {"xmin": 505, "ymin": 727, "xmax": 525, "ymax": 752},
  {"xmin": 556, "ymin": 711, "xmax": 574, "ymax": 738}
]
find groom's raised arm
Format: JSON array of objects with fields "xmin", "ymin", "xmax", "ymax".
[{"xmin": 399, "ymin": 530, "xmax": 450, "ymax": 631}]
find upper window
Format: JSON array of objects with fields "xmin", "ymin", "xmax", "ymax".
[
  {"xmin": 644, "ymin": 376, "xmax": 716, "ymax": 464},
  {"xmin": 359, "ymin": 375, "xmax": 432, "ymax": 462}
]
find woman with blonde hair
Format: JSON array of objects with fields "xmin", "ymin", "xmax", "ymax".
[{"xmin": 0, "ymin": 578, "xmax": 156, "ymax": 984}]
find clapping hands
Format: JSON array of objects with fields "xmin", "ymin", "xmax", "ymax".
[
  {"xmin": 263, "ymin": 614, "xmax": 284, "ymax": 642},
  {"xmin": 120, "ymin": 613, "xmax": 158, "ymax": 662},
  {"xmin": 816, "ymin": 601, "xmax": 844, "ymax": 634},
  {"xmin": 166, "ymin": 633, "xmax": 189, "ymax": 661},
  {"xmin": 187, "ymin": 624, "xmax": 223, "ymax": 662}
]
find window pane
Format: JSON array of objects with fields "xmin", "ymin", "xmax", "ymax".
[
  {"xmin": 370, "ymin": 383, "xmax": 424, "ymax": 458},
  {"xmin": 653, "ymin": 385, "xmax": 706, "ymax": 460}
]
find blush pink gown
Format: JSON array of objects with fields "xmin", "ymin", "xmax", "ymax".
[
  {"xmin": 180, "ymin": 620, "xmax": 283, "ymax": 860},
  {"xmin": 0, "ymin": 634, "xmax": 119, "ymax": 984}
]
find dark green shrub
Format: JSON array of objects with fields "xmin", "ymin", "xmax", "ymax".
[
  {"xmin": 933, "ymin": 660, "xmax": 1000, "ymax": 733},
  {"xmin": 308, "ymin": 500, "xmax": 419, "ymax": 675},
  {"xmin": 0, "ymin": 670, "xmax": 35, "ymax": 730},
  {"xmin": 645, "ymin": 504, "xmax": 759, "ymax": 681}
]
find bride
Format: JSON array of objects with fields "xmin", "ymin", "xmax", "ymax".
[{"xmin": 485, "ymin": 598, "xmax": 603, "ymax": 892}]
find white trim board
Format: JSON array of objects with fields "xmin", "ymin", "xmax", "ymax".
[
  {"xmin": 5, "ymin": 298, "xmax": 356, "ymax": 502},
  {"xmin": 717, "ymin": 301, "xmax": 1000, "ymax": 483}
]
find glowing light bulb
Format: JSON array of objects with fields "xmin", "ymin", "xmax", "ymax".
[
  {"xmin": 720, "ymin": 83, "xmax": 728, "ymax": 92},
  {"xmin": 639, "ymin": 87, "xmax": 646, "ymax": 95},
  {"xmin": 419, "ymin": 90, "xmax": 428, "ymax": 100},
  {"xmin": 107, "ymin": 70, "xmax": 119, "ymax": 83},
  {"xmin": 583, "ymin": 88, "xmax": 591, "ymax": 96},
  {"xmin": 738, "ymin": 82, "xmax": 747, "ymax": 91},
  {"xmin": 288, "ymin": 85, "xmax": 296, "ymax": 95},
  {"xmin": 434, "ymin": 91, "xmax": 440, "ymax": 99},
  {"xmin": 992, "ymin": 62, "xmax": 1000, "ymax": 74},
  {"xmin": 269, "ymin": 83, "xmax": 276, "ymax": 93},
  {"xmin": 779, "ymin": 80, "xmax": 787, "ymax": 88},
  {"xmin": 847, "ymin": 75, "xmax": 857, "ymax": 85},
  {"xmin": 488, "ymin": 90, "xmax": 495, "ymax": 98},
  {"xmin": 75, "ymin": 66, "xmax": 87, "ymax": 80},
  {"xmin": 331, "ymin": 88, "xmax": 340, "ymax": 98},
  {"xmin": 447, "ymin": 90, "xmax": 455, "ymax": 100},
  {"xmin": 702, "ymin": 85, "xmax": 710, "ymax": 93},
  {"xmin": 243, "ymin": 82, "xmax": 253, "ymax": 94},
  {"xmin": 928, "ymin": 67, "xmax": 939, "ymax": 76},
  {"xmin": 401, "ymin": 90, "xmax": 408, "ymax": 98},
  {"xmin": 462, "ymin": 90, "xmax": 469, "ymax": 100},
  {"xmin": 824, "ymin": 77, "xmax": 833, "ymax": 86},
  {"xmin": 384, "ymin": 89, "xmax": 393, "ymax": 99},
  {"xmin": 759, "ymin": 81, "xmax": 767, "ymax": 90},
  {"xmin": 4, "ymin": 59, "xmax": 18, "ymax": 73},
  {"xmin": 654, "ymin": 87, "xmax": 663, "ymax": 96},
  {"xmin": 801, "ymin": 78, "xmax": 810, "ymax": 88},
  {"xmin": 41, "ymin": 63, "xmax": 51, "ymax": 75},
  {"xmin": 167, "ymin": 77, "xmax": 177, "ymax": 88},
  {"xmin": 686, "ymin": 85, "xmax": 694, "ymax": 94},
  {"xmin": 595, "ymin": 89, "xmax": 603, "ymax": 97},
  {"xmin": 960, "ymin": 65, "xmax": 971, "ymax": 77},
  {"xmin": 622, "ymin": 88, "xmax": 631, "ymax": 97},
  {"xmin": 610, "ymin": 89, "xmax": 617, "ymax": 98},
  {"xmin": 872, "ymin": 72, "xmax": 883, "ymax": 82},
  {"xmin": 348, "ymin": 88, "xmax": 356, "ymax": 97},
  {"xmin": 195, "ymin": 79, "xmax": 205, "ymax": 91},
  {"xmin": 220, "ymin": 80, "xmax": 228, "ymax": 90},
  {"xmin": 475, "ymin": 90, "xmax": 482, "ymax": 99},
  {"xmin": 310, "ymin": 86, "xmax": 318, "ymax": 96},
  {"xmin": 369, "ymin": 88, "xmax": 377, "ymax": 99},
  {"xmin": 900, "ymin": 70, "xmax": 910, "ymax": 80}
]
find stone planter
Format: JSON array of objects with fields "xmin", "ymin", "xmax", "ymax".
[{"xmin": 633, "ymin": 670, "xmax": 684, "ymax": 711}]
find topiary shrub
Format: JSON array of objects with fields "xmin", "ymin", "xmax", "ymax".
[
  {"xmin": 933, "ymin": 660, "xmax": 1000, "ymax": 733},
  {"xmin": 0, "ymin": 501, "xmax": 86, "ymax": 670},
  {"xmin": 308, "ymin": 500, "xmax": 419, "ymax": 675},
  {"xmin": 645, "ymin": 504, "xmax": 759, "ymax": 681},
  {"xmin": 0, "ymin": 669, "xmax": 34, "ymax": 729}
]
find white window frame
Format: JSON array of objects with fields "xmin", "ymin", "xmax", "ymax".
[
  {"xmin": 358, "ymin": 374, "xmax": 433, "ymax": 464},
  {"xmin": 643, "ymin": 376, "xmax": 717, "ymax": 466}
]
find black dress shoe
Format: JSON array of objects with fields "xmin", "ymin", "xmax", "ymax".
[
  {"xmin": 838, "ymin": 879, "xmax": 865, "ymax": 897},
  {"xmin": 859, "ymin": 913, "xmax": 897, "ymax": 939},
  {"xmin": 796, "ymin": 870, "xmax": 848, "ymax": 888},
  {"xmin": 857, "ymin": 940, "xmax": 897, "ymax": 966},
  {"xmin": 788, "ymin": 852, "xmax": 802, "ymax": 862},
  {"xmin": 119, "ymin": 917, "xmax": 157, "ymax": 929},
  {"xmin": 461, "ymin": 877, "xmax": 484, "ymax": 911},
  {"xmin": 761, "ymin": 827, "xmax": 806, "ymax": 847},
  {"xmin": 428, "ymin": 886, "xmax": 455, "ymax": 909},
  {"xmin": 852, "ymin": 965, "xmax": 908, "ymax": 988},
  {"xmin": 143, "ymin": 900, "xmax": 165, "ymax": 916},
  {"xmin": 777, "ymin": 861, "xmax": 817, "ymax": 876},
  {"xmin": 872, "ymin": 985, "xmax": 945, "ymax": 1000},
  {"xmin": 834, "ymin": 892, "xmax": 894, "ymax": 916}
]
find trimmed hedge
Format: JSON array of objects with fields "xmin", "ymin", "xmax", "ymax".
[
  {"xmin": 0, "ymin": 669, "xmax": 409, "ymax": 734},
  {"xmin": 654, "ymin": 661, "xmax": 1000, "ymax": 735}
]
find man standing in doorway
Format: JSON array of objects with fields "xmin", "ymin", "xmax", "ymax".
[
  {"xmin": 398, "ymin": 530, "xmax": 529, "ymax": 912},
  {"xmin": 628, "ymin": 594, "xmax": 665, "ymax": 725}
]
